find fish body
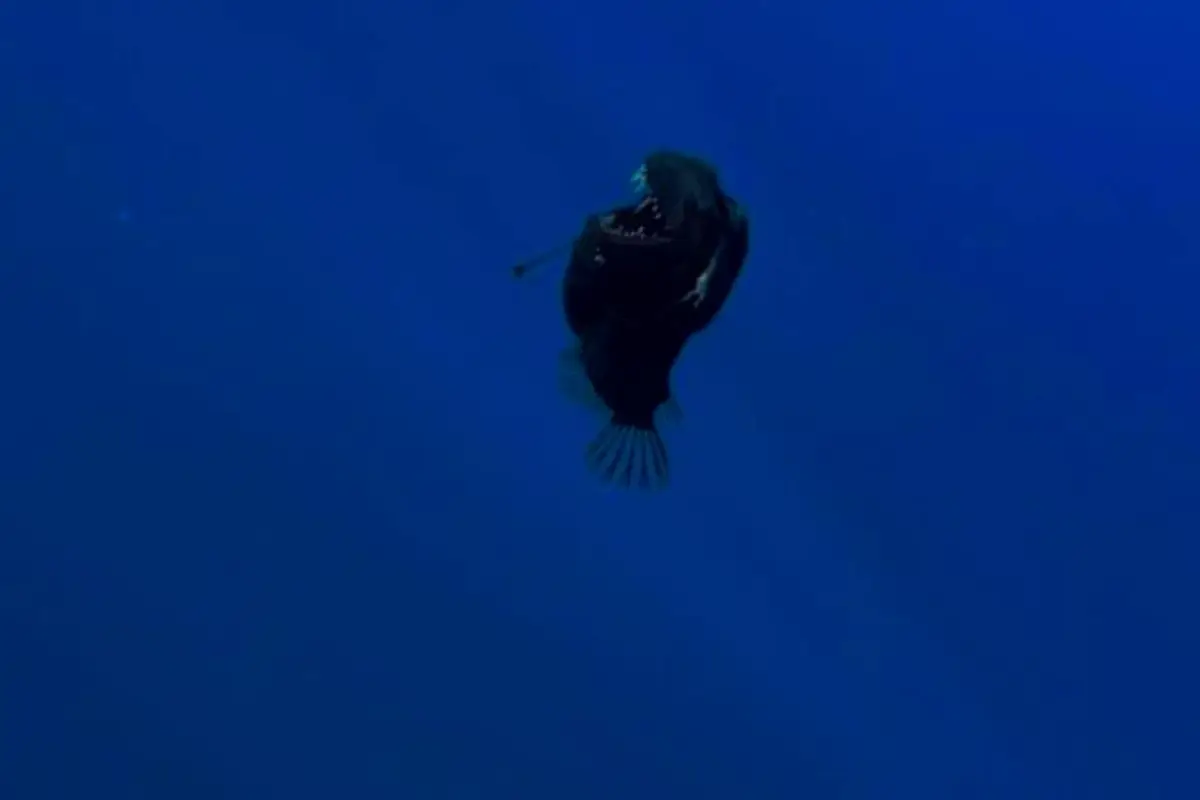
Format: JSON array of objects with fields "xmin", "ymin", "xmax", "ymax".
[{"xmin": 559, "ymin": 150, "xmax": 749, "ymax": 489}]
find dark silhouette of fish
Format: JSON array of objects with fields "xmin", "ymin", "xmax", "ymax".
[{"xmin": 557, "ymin": 150, "xmax": 750, "ymax": 489}]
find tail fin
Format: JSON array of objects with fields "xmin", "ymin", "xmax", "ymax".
[{"xmin": 585, "ymin": 419, "xmax": 670, "ymax": 490}]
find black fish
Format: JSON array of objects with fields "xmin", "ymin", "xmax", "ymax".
[{"xmin": 559, "ymin": 150, "xmax": 750, "ymax": 489}]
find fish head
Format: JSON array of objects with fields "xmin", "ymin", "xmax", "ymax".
[
  {"xmin": 598, "ymin": 166, "xmax": 673, "ymax": 246},
  {"xmin": 639, "ymin": 150, "xmax": 723, "ymax": 227},
  {"xmin": 598, "ymin": 150, "xmax": 723, "ymax": 250}
]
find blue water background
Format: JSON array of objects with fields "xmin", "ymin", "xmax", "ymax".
[{"xmin": 2, "ymin": 1, "xmax": 1197, "ymax": 797}]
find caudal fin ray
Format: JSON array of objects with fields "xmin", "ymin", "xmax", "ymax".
[{"xmin": 585, "ymin": 421, "xmax": 669, "ymax": 490}]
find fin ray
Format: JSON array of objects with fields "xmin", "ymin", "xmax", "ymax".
[
  {"xmin": 585, "ymin": 421, "xmax": 670, "ymax": 490},
  {"xmin": 557, "ymin": 345, "xmax": 608, "ymax": 414}
]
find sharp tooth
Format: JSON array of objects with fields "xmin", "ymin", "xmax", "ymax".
[{"xmin": 630, "ymin": 165, "xmax": 649, "ymax": 195}]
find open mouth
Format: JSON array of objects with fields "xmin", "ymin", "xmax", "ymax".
[{"xmin": 598, "ymin": 165, "xmax": 671, "ymax": 244}]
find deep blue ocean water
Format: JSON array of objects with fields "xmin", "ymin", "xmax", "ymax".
[{"xmin": 2, "ymin": 1, "xmax": 1197, "ymax": 797}]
